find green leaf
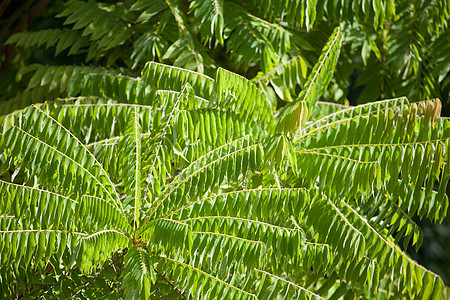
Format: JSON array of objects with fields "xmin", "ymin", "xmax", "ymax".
[{"xmin": 121, "ymin": 246, "xmax": 155, "ymax": 299}]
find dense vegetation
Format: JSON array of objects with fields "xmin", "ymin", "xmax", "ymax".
[
  {"xmin": 0, "ymin": 0, "xmax": 449, "ymax": 299},
  {"xmin": 1, "ymin": 0, "xmax": 449, "ymax": 111}
]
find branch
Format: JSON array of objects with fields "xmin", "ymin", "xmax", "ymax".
[
  {"xmin": 150, "ymin": 281, "xmax": 163, "ymax": 299},
  {"xmin": 39, "ymin": 266, "xmax": 77, "ymax": 299},
  {"xmin": 153, "ymin": 267, "xmax": 186, "ymax": 298}
]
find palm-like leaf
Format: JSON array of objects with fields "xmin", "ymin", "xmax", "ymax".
[{"xmin": 1, "ymin": 28, "xmax": 448, "ymax": 299}]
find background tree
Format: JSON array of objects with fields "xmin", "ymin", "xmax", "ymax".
[
  {"xmin": 1, "ymin": 0, "xmax": 449, "ymax": 111},
  {"xmin": 0, "ymin": 25, "xmax": 449, "ymax": 298}
]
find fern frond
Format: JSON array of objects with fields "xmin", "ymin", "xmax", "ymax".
[
  {"xmin": 188, "ymin": 230, "xmax": 266, "ymax": 277},
  {"xmin": 298, "ymin": 26, "xmax": 342, "ymax": 110},
  {"xmin": 142, "ymin": 84, "xmax": 194, "ymax": 207},
  {"xmin": 304, "ymin": 25, "xmax": 341, "ymax": 104},
  {"xmin": 190, "ymin": 0, "xmax": 224, "ymax": 45},
  {"xmin": 6, "ymin": 29, "xmax": 89, "ymax": 56},
  {"xmin": 213, "ymin": 67, "xmax": 274, "ymax": 123},
  {"xmin": 147, "ymin": 135, "xmax": 264, "ymax": 220},
  {"xmin": 131, "ymin": 30, "xmax": 165, "ymax": 69},
  {"xmin": 121, "ymin": 246, "xmax": 156, "ymax": 299},
  {"xmin": 297, "ymin": 98, "xmax": 442, "ymax": 148},
  {"xmin": 168, "ymin": 187, "xmax": 308, "ymax": 221},
  {"xmin": 361, "ymin": 191, "xmax": 424, "ymax": 251},
  {"xmin": 6, "ymin": 101, "xmax": 154, "ymax": 166},
  {"xmin": 0, "ymin": 65, "xmax": 143, "ymax": 116},
  {"xmin": 77, "ymin": 195, "xmax": 132, "ymax": 234},
  {"xmin": 303, "ymin": 196, "xmax": 383, "ymax": 296},
  {"xmin": 0, "ymin": 43, "xmax": 447, "ymax": 298},
  {"xmin": 295, "ymin": 150, "xmax": 380, "ymax": 199},
  {"xmin": 301, "ymin": 97, "xmax": 409, "ymax": 134},
  {"xmin": 306, "ymin": 193, "xmax": 366, "ymax": 262},
  {"xmin": 0, "ymin": 227, "xmax": 85, "ymax": 269},
  {"xmin": 1, "ymin": 126, "xmax": 112, "ymax": 206},
  {"xmin": 276, "ymin": 27, "xmax": 342, "ymax": 134},
  {"xmin": 175, "ymin": 107, "xmax": 265, "ymax": 160},
  {"xmin": 70, "ymin": 73, "xmax": 145, "ymax": 103},
  {"xmin": 309, "ymin": 101, "xmax": 349, "ymax": 122},
  {"xmin": 182, "ymin": 215, "xmax": 332, "ymax": 277},
  {"xmin": 75, "ymin": 229, "xmax": 129, "ymax": 273},
  {"xmin": 138, "ymin": 218, "xmax": 192, "ymax": 252},
  {"xmin": 157, "ymin": 90, "xmax": 209, "ymax": 109},
  {"xmin": 250, "ymin": 0, "xmax": 319, "ymax": 30},
  {"xmin": 254, "ymin": 55, "xmax": 308, "ymax": 103},
  {"xmin": 87, "ymin": 133, "xmax": 159, "ymax": 186},
  {"xmin": 0, "ymin": 179, "xmax": 77, "ymax": 229},
  {"xmin": 164, "ymin": 0, "xmax": 204, "ymax": 72},
  {"xmin": 151, "ymin": 254, "xmax": 258, "ymax": 299},
  {"xmin": 42, "ymin": 100, "xmax": 155, "ymax": 145},
  {"xmin": 120, "ymin": 107, "xmax": 142, "ymax": 228},
  {"xmin": 73, "ymin": 67, "xmax": 139, "ymax": 98},
  {"xmin": 251, "ymin": 0, "xmax": 394, "ymax": 31},
  {"xmin": 430, "ymin": 29, "xmax": 450, "ymax": 78},
  {"xmin": 142, "ymin": 61, "xmax": 214, "ymax": 99},
  {"xmin": 300, "ymin": 139, "xmax": 449, "ymax": 222},
  {"xmin": 264, "ymin": 133, "xmax": 297, "ymax": 170},
  {"xmin": 1, "ymin": 106, "xmax": 124, "ymax": 210},
  {"xmin": 312, "ymin": 269, "xmax": 370, "ymax": 298},
  {"xmin": 223, "ymin": 2, "xmax": 279, "ymax": 72},
  {"xmin": 255, "ymin": 269, "xmax": 326, "ymax": 300},
  {"xmin": 167, "ymin": 187, "xmax": 334, "ymax": 277},
  {"xmin": 339, "ymin": 198, "xmax": 444, "ymax": 298},
  {"xmin": 57, "ymin": 0, "xmax": 132, "ymax": 51},
  {"xmin": 292, "ymin": 98, "xmax": 449, "ymax": 228}
]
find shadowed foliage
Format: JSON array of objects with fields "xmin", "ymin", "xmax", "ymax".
[{"xmin": 1, "ymin": 0, "xmax": 449, "ymax": 114}]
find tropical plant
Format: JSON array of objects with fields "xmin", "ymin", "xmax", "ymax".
[
  {"xmin": 0, "ymin": 27, "xmax": 448, "ymax": 299},
  {"xmin": 1, "ymin": 0, "xmax": 449, "ymax": 114}
]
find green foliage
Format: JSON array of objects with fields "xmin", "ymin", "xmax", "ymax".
[
  {"xmin": 276, "ymin": 26, "xmax": 342, "ymax": 135},
  {"xmin": 2, "ymin": 0, "xmax": 449, "ymax": 114},
  {"xmin": 0, "ymin": 23, "xmax": 448, "ymax": 298}
]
